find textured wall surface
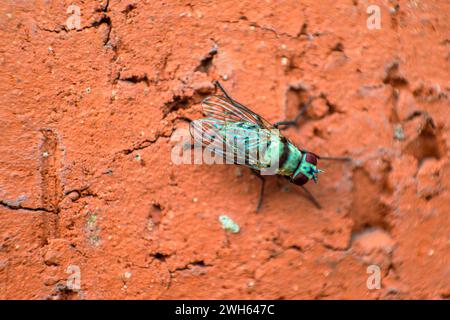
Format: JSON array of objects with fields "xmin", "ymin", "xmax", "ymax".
[{"xmin": 0, "ymin": 0, "xmax": 449, "ymax": 299}]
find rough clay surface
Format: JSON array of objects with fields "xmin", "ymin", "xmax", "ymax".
[{"xmin": 0, "ymin": 0, "xmax": 449, "ymax": 299}]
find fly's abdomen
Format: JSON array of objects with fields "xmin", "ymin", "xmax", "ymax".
[
  {"xmin": 208, "ymin": 120, "xmax": 301, "ymax": 175},
  {"xmin": 219, "ymin": 122, "xmax": 281, "ymax": 170},
  {"xmin": 218, "ymin": 122, "xmax": 262, "ymax": 167}
]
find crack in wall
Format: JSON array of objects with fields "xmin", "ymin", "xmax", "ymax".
[
  {"xmin": 249, "ymin": 21, "xmax": 309, "ymax": 39},
  {"xmin": 166, "ymin": 259, "xmax": 212, "ymax": 290},
  {"xmin": 39, "ymin": 129, "xmax": 63, "ymax": 243},
  {"xmin": 0, "ymin": 200, "xmax": 52, "ymax": 212},
  {"xmin": 195, "ymin": 44, "xmax": 218, "ymax": 74},
  {"xmin": 117, "ymin": 73, "xmax": 150, "ymax": 86},
  {"xmin": 39, "ymin": 14, "xmax": 110, "ymax": 34},
  {"xmin": 219, "ymin": 16, "xmax": 313, "ymax": 40},
  {"xmin": 120, "ymin": 135, "xmax": 164, "ymax": 155},
  {"xmin": 38, "ymin": 0, "xmax": 112, "ymax": 46}
]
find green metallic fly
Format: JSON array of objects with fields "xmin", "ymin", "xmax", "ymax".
[{"xmin": 190, "ymin": 81, "xmax": 349, "ymax": 211}]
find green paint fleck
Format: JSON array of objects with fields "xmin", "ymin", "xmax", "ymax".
[
  {"xmin": 394, "ymin": 125, "xmax": 405, "ymax": 140},
  {"xmin": 219, "ymin": 215, "xmax": 240, "ymax": 233},
  {"xmin": 87, "ymin": 213, "xmax": 97, "ymax": 228},
  {"xmin": 86, "ymin": 212, "xmax": 100, "ymax": 246}
]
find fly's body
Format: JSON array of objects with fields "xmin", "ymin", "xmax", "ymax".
[
  {"xmin": 210, "ymin": 120, "xmax": 307, "ymax": 179},
  {"xmin": 190, "ymin": 81, "xmax": 344, "ymax": 211}
]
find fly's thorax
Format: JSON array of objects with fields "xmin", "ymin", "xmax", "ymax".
[{"xmin": 277, "ymin": 142, "xmax": 302, "ymax": 176}]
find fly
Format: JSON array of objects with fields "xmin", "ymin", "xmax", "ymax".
[{"xmin": 190, "ymin": 81, "xmax": 350, "ymax": 211}]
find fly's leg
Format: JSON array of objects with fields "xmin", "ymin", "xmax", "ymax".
[
  {"xmin": 251, "ymin": 169, "xmax": 265, "ymax": 212},
  {"xmin": 318, "ymin": 156, "xmax": 352, "ymax": 162},
  {"xmin": 300, "ymin": 149, "xmax": 353, "ymax": 163},
  {"xmin": 214, "ymin": 81, "xmax": 249, "ymax": 110},
  {"xmin": 256, "ymin": 175, "xmax": 266, "ymax": 212},
  {"xmin": 302, "ymin": 153, "xmax": 352, "ymax": 208},
  {"xmin": 274, "ymin": 97, "xmax": 313, "ymax": 129},
  {"xmin": 300, "ymin": 185, "xmax": 322, "ymax": 209},
  {"xmin": 214, "ymin": 80, "xmax": 235, "ymax": 104}
]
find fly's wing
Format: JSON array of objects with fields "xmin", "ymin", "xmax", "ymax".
[
  {"xmin": 189, "ymin": 95, "xmax": 285, "ymax": 169},
  {"xmin": 189, "ymin": 118, "xmax": 277, "ymax": 170},
  {"xmin": 201, "ymin": 95, "xmax": 277, "ymax": 131}
]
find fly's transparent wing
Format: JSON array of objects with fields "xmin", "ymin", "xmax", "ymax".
[
  {"xmin": 202, "ymin": 95, "xmax": 277, "ymax": 131},
  {"xmin": 189, "ymin": 118, "xmax": 276, "ymax": 169}
]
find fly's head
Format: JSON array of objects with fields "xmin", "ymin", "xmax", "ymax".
[{"xmin": 292, "ymin": 152, "xmax": 324, "ymax": 186}]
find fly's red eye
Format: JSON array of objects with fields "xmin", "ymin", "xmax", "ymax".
[
  {"xmin": 293, "ymin": 173, "xmax": 309, "ymax": 186},
  {"xmin": 305, "ymin": 153, "xmax": 317, "ymax": 165}
]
